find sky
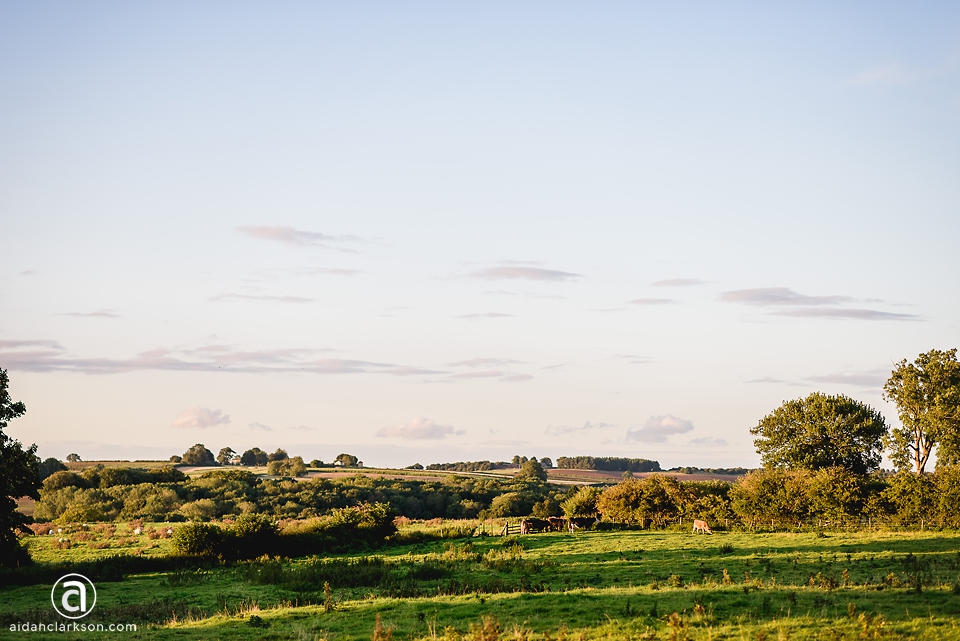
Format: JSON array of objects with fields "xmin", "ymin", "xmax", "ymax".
[{"xmin": 1, "ymin": 2, "xmax": 958, "ymax": 468}]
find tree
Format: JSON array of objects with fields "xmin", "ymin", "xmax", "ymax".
[
  {"xmin": 267, "ymin": 448, "xmax": 288, "ymax": 462},
  {"xmin": 335, "ymin": 453, "xmax": 359, "ymax": 467},
  {"xmin": 39, "ymin": 457, "xmax": 67, "ymax": 480},
  {"xmin": 516, "ymin": 458, "xmax": 547, "ymax": 481},
  {"xmin": 0, "ymin": 368, "xmax": 40, "ymax": 567},
  {"xmin": 66, "ymin": 453, "xmax": 81, "ymax": 462},
  {"xmin": 181, "ymin": 444, "xmax": 216, "ymax": 466},
  {"xmin": 241, "ymin": 447, "xmax": 268, "ymax": 466},
  {"xmin": 217, "ymin": 447, "xmax": 236, "ymax": 465},
  {"xmin": 750, "ymin": 392, "xmax": 888, "ymax": 474},
  {"xmin": 540, "ymin": 457, "xmax": 553, "ymax": 469},
  {"xmin": 883, "ymin": 348, "xmax": 960, "ymax": 474}
]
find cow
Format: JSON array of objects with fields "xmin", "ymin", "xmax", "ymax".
[
  {"xmin": 547, "ymin": 516, "xmax": 567, "ymax": 532},
  {"xmin": 692, "ymin": 519, "xmax": 713, "ymax": 534},
  {"xmin": 520, "ymin": 518, "xmax": 550, "ymax": 534},
  {"xmin": 567, "ymin": 516, "xmax": 599, "ymax": 533}
]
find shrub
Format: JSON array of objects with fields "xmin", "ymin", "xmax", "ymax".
[{"xmin": 172, "ymin": 523, "xmax": 228, "ymax": 556}]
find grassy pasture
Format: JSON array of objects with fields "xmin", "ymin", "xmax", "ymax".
[{"xmin": 6, "ymin": 525, "xmax": 960, "ymax": 640}]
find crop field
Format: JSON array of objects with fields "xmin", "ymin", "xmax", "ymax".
[{"xmin": 6, "ymin": 524, "xmax": 960, "ymax": 640}]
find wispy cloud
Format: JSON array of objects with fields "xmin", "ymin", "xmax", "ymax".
[
  {"xmin": 614, "ymin": 354, "xmax": 652, "ymax": 365},
  {"xmin": 172, "ymin": 407, "xmax": 231, "ymax": 429},
  {"xmin": 210, "ymin": 293, "xmax": 314, "ymax": 304},
  {"xmin": 773, "ymin": 308, "xmax": 919, "ymax": 321},
  {"xmin": 457, "ymin": 313, "xmax": 513, "ymax": 319},
  {"xmin": 500, "ymin": 373, "xmax": 532, "ymax": 382},
  {"xmin": 689, "ymin": 436, "xmax": 728, "ymax": 447},
  {"xmin": 448, "ymin": 358, "xmax": 523, "ymax": 368},
  {"xmin": 807, "ymin": 368, "xmax": 889, "ymax": 388},
  {"xmin": 720, "ymin": 288, "xmax": 851, "ymax": 306},
  {"xmin": 545, "ymin": 421, "xmax": 614, "ymax": 436},
  {"xmin": 468, "ymin": 266, "xmax": 581, "ymax": 282},
  {"xmin": 651, "ymin": 279, "xmax": 705, "ymax": 287},
  {"xmin": 848, "ymin": 57, "xmax": 960, "ymax": 87},
  {"xmin": 625, "ymin": 414, "xmax": 694, "ymax": 443},
  {"xmin": 449, "ymin": 370, "xmax": 531, "ymax": 382},
  {"xmin": 375, "ymin": 417, "xmax": 464, "ymax": 440},
  {"xmin": 628, "ymin": 298, "xmax": 675, "ymax": 306},
  {"xmin": 238, "ymin": 226, "xmax": 362, "ymax": 250},
  {"xmin": 19, "ymin": 270, "xmax": 39, "ymax": 276},
  {"xmin": 248, "ymin": 421, "xmax": 273, "ymax": 431},
  {"xmin": 720, "ymin": 287, "xmax": 920, "ymax": 321},
  {"xmin": 289, "ymin": 425, "xmax": 316, "ymax": 432},
  {"xmin": 0, "ymin": 340, "xmax": 443, "ymax": 377},
  {"xmin": 58, "ymin": 310, "xmax": 120, "ymax": 319}
]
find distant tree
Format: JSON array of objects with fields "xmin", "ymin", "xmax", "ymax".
[
  {"xmin": 267, "ymin": 448, "xmax": 289, "ymax": 462},
  {"xmin": 540, "ymin": 457, "xmax": 553, "ymax": 469},
  {"xmin": 65, "ymin": 453, "xmax": 81, "ymax": 462},
  {"xmin": 309, "ymin": 459, "xmax": 325, "ymax": 468},
  {"xmin": 516, "ymin": 459, "xmax": 547, "ymax": 481},
  {"xmin": 883, "ymin": 349, "xmax": 960, "ymax": 474},
  {"xmin": 335, "ymin": 453, "xmax": 359, "ymax": 467},
  {"xmin": 217, "ymin": 447, "xmax": 236, "ymax": 466},
  {"xmin": 39, "ymin": 457, "xmax": 67, "ymax": 480},
  {"xmin": 750, "ymin": 392, "xmax": 887, "ymax": 474},
  {"xmin": 511, "ymin": 455, "xmax": 521, "ymax": 466},
  {"xmin": 268, "ymin": 456, "xmax": 307, "ymax": 477},
  {"xmin": 181, "ymin": 444, "xmax": 216, "ymax": 466},
  {"xmin": 169, "ymin": 455, "xmax": 182, "ymax": 463},
  {"xmin": 0, "ymin": 368, "xmax": 40, "ymax": 567},
  {"xmin": 405, "ymin": 463, "xmax": 424, "ymax": 470},
  {"xmin": 622, "ymin": 470, "xmax": 634, "ymax": 480},
  {"xmin": 241, "ymin": 447, "xmax": 268, "ymax": 466}
]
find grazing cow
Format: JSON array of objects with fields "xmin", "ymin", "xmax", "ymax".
[
  {"xmin": 520, "ymin": 518, "xmax": 550, "ymax": 534},
  {"xmin": 692, "ymin": 519, "xmax": 713, "ymax": 534},
  {"xmin": 567, "ymin": 516, "xmax": 599, "ymax": 533},
  {"xmin": 547, "ymin": 516, "xmax": 567, "ymax": 532}
]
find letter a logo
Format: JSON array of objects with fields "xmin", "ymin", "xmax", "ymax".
[{"xmin": 51, "ymin": 574, "xmax": 97, "ymax": 619}]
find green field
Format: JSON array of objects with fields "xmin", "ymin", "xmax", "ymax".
[{"xmin": 6, "ymin": 523, "xmax": 960, "ymax": 640}]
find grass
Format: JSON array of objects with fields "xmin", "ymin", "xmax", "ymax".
[{"xmin": 6, "ymin": 525, "xmax": 960, "ymax": 639}]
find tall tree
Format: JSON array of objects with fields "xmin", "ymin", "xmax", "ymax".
[
  {"xmin": 750, "ymin": 392, "xmax": 888, "ymax": 474},
  {"xmin": 883, "ymin": 348, "xmax": 960, "ymax": 474},
  {"xmin": 0, "ymin": 368, "xmax": 40, "ymax": 567},
  {"xmin": 181, "ymin": 443, "xmax": 216, "ymax": 466},
  {"xmin": 217, "ymin": 447, "xmax": 236, "ymax": 465}
]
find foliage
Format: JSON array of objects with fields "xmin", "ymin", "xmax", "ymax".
[
  {"xmin": 65, "ymin": 453, "xmax": 81, "ymax": 462},
  {"xmin": 555, "ymin": 456, "xmax": 661, "ymax": 472},
  {"xmin": 560, "ymin": 486, "xmax": 601, "ymax": 518},
  {"xmin": 181, "ymin": 443, "xmax": 217, "ymax": 466},
  {"xmin": 0, "ymin": 368, "xmax": 39, "ymax": 567},
  {"xmin": 335, "ymin": 453, "xmax": 360, "ymax": 467},
  {"xmin": 515, "ymin": 459, "xmax": 547, "ymax": 481},
  {"xmin": 266, "ymin": 456, "xmax": 307, "ymax": 477},
  {"xmin": 240, "ymin": 447, "xmax": 268, "ymax": 466},
  {"xmin": 883, "ymin": 348, "xmax": 960, "ymax": 473},
  {"xmin": 427, "ymin": 461, "xmax": 497, "ymax": 472},
  {"xmin": 216, "ymin": 447, "xmax": 235, "ymax": 465},
  {"xmin": 750, "ymin": 392, "xmax": 887, "ymax": 474},
  {"xmin": 39, "ymin": 457, "xmax": 67, "ymax": 480},
  {"xmin": 267, "ymin": 448, "xmax": 288, "ymax": 462},
  {"xmin": 597, "ymin": 475, "xmax": 684, "ymax": 526}
]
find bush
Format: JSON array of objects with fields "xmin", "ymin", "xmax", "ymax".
[{"xmin": 172, "ymin": 523, "xmax": 228, "ymax": 556}]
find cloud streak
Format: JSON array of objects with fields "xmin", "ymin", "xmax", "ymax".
[
  {"xmin": 807, "ymin": 369, "xmax": 889, "ymax": 387},
  {"xmin": 545, "ymin": 421, "xmax": 615, "ymax": 436},
  {"xmin": 210, "ymin": 293, "xmax": 314, "ymax": 304},
  {"xmin": 628, "ymin": 298, "xmax": 675, "ymax": 306},
  {"xmin": 172, "ymin": 407, "xmax": 231, "ymax": 429},
  {"xmin": 468, "ymin": 266, "xmax": 581, "ymax": 282},
  {"xmin": 720, "ymin": 287, "xmax": 920, "ymax": 321},
  {"xmin": 375, "ymin": 417, "xmax": 464, "ymax": 440},
  {"xmin": 238, "ymin": 226, "xmax": 361, "ymax": 250},
  {"xmin": 625, "ymin": 414, "xmax": 694, "ymax": 443},
  {"xmin": 457, "ymin": 313, "xmax": 513, "ymax": 319},
  {"xmin": 59, "ymin": 310, "xmax": 120, "ymax": 319},
  {"xmin": 0, "ymin": 340, "xmax": 444, "ymax": 377},
  {"xmin": 651, "ymin": 279, "xmax": 705, "ymax": 287}
]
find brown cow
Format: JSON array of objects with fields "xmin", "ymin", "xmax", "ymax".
[
  {"xmin": 520, "ymin": 518, "xmax": 550, "ymax": 534},
  {"xmin": 692, "ymin": 519, "xmax": 713, "ymax": 534},
  {"xmin": 547, "ymin": 516, "xmax": 567, "ymax": 532}
]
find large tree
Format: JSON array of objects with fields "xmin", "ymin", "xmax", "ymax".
[
  {"xmin": 181, "ymin": 443, "xmax": 216, "ymax": 466},
  {"xmin": 0, "ymin": 368, "xmax": 40, "ymax": 567},
  {"xmin": 750, "ymin": 392, "xmax": 887, "ymax": 474},
  {"xmin": 883, "ymin": 348, "xmax": 960, "ymax": 474}
]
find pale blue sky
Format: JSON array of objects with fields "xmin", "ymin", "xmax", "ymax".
[{"xmin": 1, "ymin": 2, "xmax": 958, "ymax": 467}]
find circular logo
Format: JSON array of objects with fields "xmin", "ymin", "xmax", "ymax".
[{"xmin": 51, "ymin": 573, "xmax": 97, "ymax": 619}]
